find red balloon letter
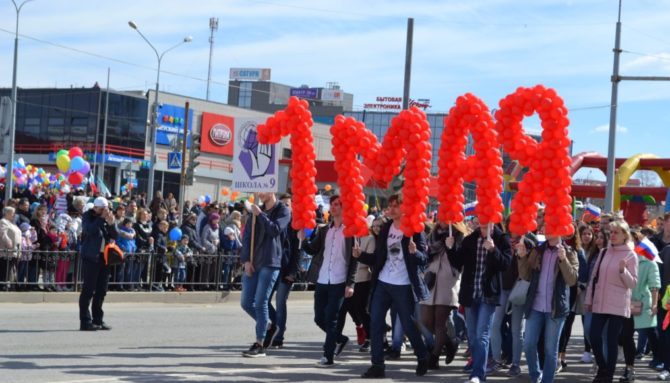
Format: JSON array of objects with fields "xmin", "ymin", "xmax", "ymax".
[
  {"xmin": 496, "ymin": 85, "xmax": 573, "ymax": 236},
  {"xmin": 256, "ymin": 96, "xmax": 317, "ymax": 230},
  {"xmin": 437, "ymin": 93, "xmax": 504, "ymax": 225}
]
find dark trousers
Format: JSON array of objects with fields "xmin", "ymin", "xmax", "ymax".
[
  {"xmin": 314, "ymin": 282, "xmax": 347, "ymax": 361},
  {"xmin": 337, "ymin": 280, "xmax": 372, "ymax": 337},
  {"xmin": 590, "ymin": 313, "xmax": 625, "ymax": 379},
  {"xmin": 78, "ymin": 258, "xmax": 110, "ymax": 325},
  {"xmin": 370, "ymin": 281, "xmax": 427, "ymax": 366},
  {"xmin": 621, "ymin": 317, "xmax": 637, "ymax": 366},
  {"xmin": 558, "ymin": 311, "xmax": 577, "ymax": 354}
]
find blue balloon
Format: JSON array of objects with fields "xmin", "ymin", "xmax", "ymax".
[
  {"xmin": 303, "ymin": 228, "xmax": 314, "ymax": 238},
  {"xmin": 169, "ymin": 227, "xmax": 183, "ymax": 241},
  {"xmin": 204, "ymin": 195, "xmax": 212, "ymax": 203},
  {"xmin": 69, "ymin": 156, "xmax": 86, "ymax": 172}
]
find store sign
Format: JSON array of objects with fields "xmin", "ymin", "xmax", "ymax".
[
  {"xmin": 321, "ymin": 89, "xmax": 344, "ymax": 102},
  {"xmin": 290, "ymin": 88, "xmax": 318, "ymax": 99},
  {"xmin": 229, "ymin": 67, "xmax": 271, "ymax": 81},
  {"xmin": 201, "ymin": 112, "xmax": 235, "ymax": 156},
  {"xmin": 157, "ymin": 104, "xmax": 193, "ymax": 147},
  {"xmin": 363, "ymin": 97, "xmax": 431, "ymax": 111}
]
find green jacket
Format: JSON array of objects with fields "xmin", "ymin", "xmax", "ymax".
[{"xmin": 632, "ymin": 255, "xmax": 661, "ymax": 329}]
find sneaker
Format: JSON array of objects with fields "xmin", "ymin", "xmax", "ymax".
[
  {"xmin": 507, "ymin": 365, "xmax": 522, "ymax": 377},
  {"xmin": 659, "ymin": 370, "xmax": 670, "ymax": 381},
  {"xmin": 242, "ymin": 342, "xmax": 266, "ymax": 358},
  {"xmin": 487, "ymin": 359, "xmax": 500, "ymax": 374},
  {"xmin": 619, "ymin": 367, "xmax": 635, "ymax": 382},
  {"xmin": 356, "ymin": 325, "xmax": 367, "ymax": 346},
  {"xmin": 581, "ymin": 352, "xmax": 594, "ymax": 363},
  {"xmin": 416, "ymin": 358, "xmax": 428, "ymax": 376},
  {"xmin": 463, "ymin": 358, "xmax": 473, "ymax": 373},
  {"xmin": 361, "ymin": 365, "xmax": 385, "ymax": 379},
  {"xmin": 359, "ymin": 340, "xmax": 370, "ymax": 353},
  {"xmin": 316, "ymin": 356, "xmax": 335, "ymax": 368},
  {"xmin": 262, "ymin": 324, "xmax": 277, "ymax": 349},
  {"xmin": 271, "ymin": 340, "xmax": 284, "ymax": 349},
  {"xmin": 384, "ymin": 348, "xmax": 401, "ymax": 360},
  {"xmin": 334, "ymin": 336, "xmax": 349, "ymax": 357},
  {"xmin": 635, "ymin": 352, "xmax": 645, "ymax": 361},
  {"xmin": 652, "ymin": 362, "xmax": 666, "ymax": 371},
  {"xmin": 466, "ymin": 378, "xmax": 481, "ymax": 383}
]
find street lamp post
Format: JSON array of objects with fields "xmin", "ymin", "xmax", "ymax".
[
  {"xmin": 4, "ymin": 0, "xmax": 34, "ymax": 205},
  {"xmin": 128, "ymin": 20, "xmax": 191, "ymax": 201}
]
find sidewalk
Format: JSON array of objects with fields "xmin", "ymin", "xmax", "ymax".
[{"xmin": 0, "ymin": 290, "xmax": 316, "ymax": 304}]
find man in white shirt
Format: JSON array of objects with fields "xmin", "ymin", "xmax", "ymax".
[
  {"xmin": 299, "ymin": 195, "xmax": 357, "ymax": 367},
  {"xmin": 354, "ymin": 194, "xmax": 430, "ymax": 379}
]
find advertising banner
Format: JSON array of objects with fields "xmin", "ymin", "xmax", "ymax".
[
  {"xmin": 156, "ymin": 103, "xmax": 193, "ymax": 147},
  {"xmin": 290, "ymin": 88, "xmax": 318, "ymax": 99},
  {"xmin": 232, "ymin": 118, "xmax": 278, "ymax": 192},
  {"xmin": 229, "ymin": 68, "xmax": 271, "ymax": 81},
  {"xmin": 201, "ymin": 112, "xmax": 235, "ymax": 156}
]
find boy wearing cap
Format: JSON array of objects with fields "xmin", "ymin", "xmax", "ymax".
[{"xmin": 79, "ymin": 197, "xmax": 117, "ymax": 331}]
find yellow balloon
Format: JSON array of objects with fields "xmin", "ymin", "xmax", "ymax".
[
  {"xmin": 364, "ymin": 203, "xmax": 369, "ymax": 211},
  {"xmin": 56, "ymin": 155, "xmax": 71, "ymax": 173}
]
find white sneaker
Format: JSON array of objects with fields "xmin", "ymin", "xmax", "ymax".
[
  {"xmin": 316, "ymin": 356, "xmax": 335, "ymax": 368},
  {"xmin": 580, "ymin": 352, "xmax": 593, "ymax": 363},
  {"xmin": 466, "ymin": 378, "xmax": 480, "ymax": 383},
  {"xmin": 659, "ymin": 370, "xmax": 670, "ymax": 381}
]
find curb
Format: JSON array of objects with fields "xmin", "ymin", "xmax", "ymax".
[{"xmin": 0, "ymin": 290, "xmax": 317, "ymax": 304}]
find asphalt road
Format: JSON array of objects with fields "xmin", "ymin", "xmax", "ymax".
[{"xmin": 0, "ymin": 299, "xmax": 659, "ymax": 383}]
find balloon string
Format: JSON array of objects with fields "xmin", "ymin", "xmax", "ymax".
[{"xmin": 449, "ymin": 223, "xmax": 453, "ymax": 238}]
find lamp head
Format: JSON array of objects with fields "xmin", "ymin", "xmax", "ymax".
[
  {"xmin": 128, "ymin": 21, "xmax": 138, "ymax": 29},
  {"xmin": 184, "ymin": 36, "xmax": 193, "ymax": 43}
]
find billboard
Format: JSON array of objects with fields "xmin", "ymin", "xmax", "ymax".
[
  {"xmin": 290, "ymin": 88, "xmax": 318, "ymax": 99},
  {"xmin": 232, "ymin": 118, "xmax": 278, "ymax": 192},
  {"xmin": 201, "ymin": 112, "xmax": 235, "ymax": 156},
  {"xmin": 320, "ymin": 88, "xmax": 344, "ymax": 102},
  {"xmin": 229, "ymin": 68, "xmax": 271, "ymax": 81},
  {"xmin": 156, "ymin": 103, "xmax": 193, "ymax": 147}
]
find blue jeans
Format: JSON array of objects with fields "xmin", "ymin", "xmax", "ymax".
[
  {"xmin": 268, "ymin": 280, "xmax": 292, "ymax": 343},
  {"xmin": 510, "ymin": 303, "xmax": 525, "ymax": 366},
  {"xmin": 176, "ymin": 267, "xmax": 186, "ymax": 284},
  {"xmin": 240, "ymin": 266, "xmax": 280, "ymax": 342},
  {"xmin": 464, "ymin": 298, "xmax": 496, "ymax": 381},
  {"xmin": 490, "ymin": 289, "xmax": 510, "ymax": 362},
  {"xmin": 369, "ymin": 281, "xmax": 427, "ymax": 366},
  {"xmin": 314, "ymin": 283, "xmax": 347, "ymax": 361},
  {"xmin": 524, "ymin": 310, "xmax": 567, "ymax": 383}
]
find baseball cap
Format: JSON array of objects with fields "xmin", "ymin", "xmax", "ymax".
[
  {"xmin": 224, "ymin": 227, "xmax": 235, "ymax": 236},
  {"xmin": 93, "ymin": 197, "xmax": 109, "ymax": 208}
]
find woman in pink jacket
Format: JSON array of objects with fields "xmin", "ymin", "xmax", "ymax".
[{"xmin": 585, "ymin": 220, "xmax": 638, "ymax": 383}]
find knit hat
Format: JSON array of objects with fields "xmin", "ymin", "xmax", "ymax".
[
  {"xmin": 224, "ymin": 227, "xmax": 235, "ymax": 236},
  {"xmin": 20, "ymin": 223, "xmax": 31, "ymax": 232},
  {"xmin": 209, "ymin": 213, "xmax": 220, "ymax": 222}
]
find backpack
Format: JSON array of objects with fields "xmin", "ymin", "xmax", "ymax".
[{"xmin": 104, "ymin": 242, "xmax": 125, "ymax": 266}]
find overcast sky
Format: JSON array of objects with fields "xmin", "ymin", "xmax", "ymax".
[{"xmin": 1, "ymin": 0, "xmax": 669, "ymax": 181}]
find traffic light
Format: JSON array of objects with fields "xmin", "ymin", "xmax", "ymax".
[
  {"xmin": 189, "ymin": 132, "xmax": 201, "ymax": 169},
  {"xmin": 186, "ymin": 132, "xmax": 201, "ymax": 185}
]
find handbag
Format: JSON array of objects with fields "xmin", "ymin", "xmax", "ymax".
[
  {"xmin": 103, "ymin": 242, "xmax": 125, "ymax": 266},
  {"xmin": 630, "ymin": 300, "xmax": 643, "ymax": 316},
  {"xmin": 508, "ymin": 279, "xmax": 531, "ymax": 306},
  {"xmin": 423, "ymin": 271, "xmax": 436, "ymax": 290}
]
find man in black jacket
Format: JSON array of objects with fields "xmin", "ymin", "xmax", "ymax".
[
  {"xmin": 299, "ymin": 195, "xmax": 358, "ymax": 367},
  {"xmin": 446, "ymin": 223, "xmax": 512, "ymax": 383},
  {"xmin": 79, "ymin": 197, "xmax": 117, "ymax": 331},
  {"xmin": 266, "ymin": 194, "xmax": 300, "ymax": 349},
  {"xmin": 354, "ymin": 194, "xmax": 430, "ymax": 379}
]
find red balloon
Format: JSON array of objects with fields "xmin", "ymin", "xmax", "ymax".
[
  {"xmin": 68, "ymin": 172, "xmax": 84, "ymax": 185},
  {"xmin": 69, "ymin": 147, "xmax": 84, "ymax": 159}
]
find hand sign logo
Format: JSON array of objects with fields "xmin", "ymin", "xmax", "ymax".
[{"xmin": 238, "ymin": 121, "xmax": 274, "ymax": 179}]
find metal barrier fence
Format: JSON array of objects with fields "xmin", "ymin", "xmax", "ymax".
[{"xmin": 0, "ymin": 249, "xmax": 246, "ymax": 292}]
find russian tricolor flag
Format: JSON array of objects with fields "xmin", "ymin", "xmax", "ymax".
[
  {"xmin": 635, "ymin": 237, "xmax": 662, "ymax": 263},
  {"xmin": 464, "ymin": 201, "xmax": 477, "ymax": 216},
  {"xmin": 585, "ymin": 203, "xmax": 601, "ymax": 217}
]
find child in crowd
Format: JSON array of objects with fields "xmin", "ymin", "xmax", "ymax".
[
  {"xmin": 17, "ymin": 223, "xmax": 37, "ymax": 291},
  {"xmin": 174, "ymin": 236, "xmax": 192, "ymax": 292},
  {"xmin": 117, "ymin": 218, "xmax": 137, "ymax": 291},
  {"xmin": 220, "ymin": 226, "xmax": 240, "ymax": 290}
]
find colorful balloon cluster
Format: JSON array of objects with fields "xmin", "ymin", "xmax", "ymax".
[
  {"xmin": 55, "ymin": 147, "xmax": 91, "ymax": 186},
  {"xmin": 257, "ymin": 96, "xmax": 318, "ymax": 231},
  {"xmin": 331, "ymin": 115, "xmax": 379, "ymax": 237},
  {"xmin": 332, "ymin": 107, "xmax": 433, "ymax": 237},
  {"xmin": 495, "ymin": 85, "xmax": 573, "ymax": 236},
  {"xmin": 438, "ymin": 93, "xmax": 503, "ymax": 225},
  {"xmin": 0, "ymin": 158, "xmax": 67, "ymax": 192}
]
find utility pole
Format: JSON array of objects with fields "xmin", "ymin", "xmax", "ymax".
[
  {"xmin": 100, "ymin": 68, "xmax": 110, "ymax": 190},
  {"xmin": 604, "ymin": 0, "xmax": 670, "ymax": 213},
  {"xmin": 402, "ymin": 17, "xmax": 414, "ymax": 110},
  {"xmin": 179, "ymin": 102, "xmax": 189, "ymax": 224},
  {"xmin": 206, "ymin": 17, "xmax": 219, "ymax": 101}
]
